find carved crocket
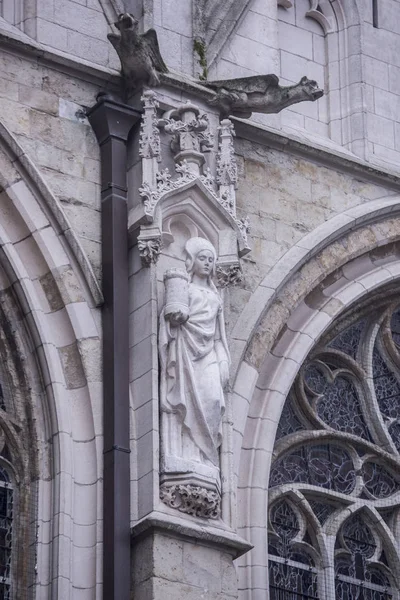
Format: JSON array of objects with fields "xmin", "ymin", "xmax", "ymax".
[
  {"xmin": 108, "ymin": 13, "xmax": 168, "ymax": 90},
  {"xmin": 205, "ymin": 74, "xmax": 324, "ymax": 118}
]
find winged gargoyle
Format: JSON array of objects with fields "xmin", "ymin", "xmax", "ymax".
[
  {"xmin": 108, "ymin": 13, "xmax": 168, "ymax": 90},
  {"xmin": 205, "ymin": 74, "xmax": 324, "ymax": 118}
]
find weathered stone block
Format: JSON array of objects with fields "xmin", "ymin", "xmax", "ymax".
[
  {"xmin": 132, "ymin": 531, "xmax": 238, "ymax": 600},
  {"xmin": 58, "ymin": 342, "xmax": 87, "ymax": 389}
]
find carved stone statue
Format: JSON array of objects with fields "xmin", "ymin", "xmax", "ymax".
[
  {"xmin": 159, "ymin": 238, "xmax": 230, "ymax": 486},
  {"xmin": 108, "ymin": 13, "xmax": 168, "ymax": 90},
  {"xmin": 205, "ymin": 74, "xmax": 324, "ymax": 118}
]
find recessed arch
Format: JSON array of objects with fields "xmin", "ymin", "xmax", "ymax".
[
  {"xmin": 0, "ymin": 125, "xmax": 102, "ymax": 598},
  {"xmin": 233, "ymin": 210, "xmax": 400, "ymax": 597},
  {"xmin": 0, "ymin": 119, "xmax": 103, "ymax": 308}
]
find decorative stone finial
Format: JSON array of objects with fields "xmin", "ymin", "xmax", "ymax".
[
  {"xmin": 216, "ymin": 119, "xmax": 238, "ymax": 213},
  {"xmin": 108, "ymin": 13, "xmax": 168, "ymax": 91},
  {"xmin": 205, "ymin": 74, "xmax": 323, "ymax": 118}
]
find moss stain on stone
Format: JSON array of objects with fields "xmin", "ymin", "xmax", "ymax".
[{"xmin": 193, "ymin": 38, "xmax": 208, "ymax": 81}]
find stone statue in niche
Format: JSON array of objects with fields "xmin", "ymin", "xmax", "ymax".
[{"xmin": 159, "ymin": 237, "xmax": 230, "ymax": 516}]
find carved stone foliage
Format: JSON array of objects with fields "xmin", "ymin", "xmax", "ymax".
[
  {"xmin": 138, "ymin": 236, "xmax": 162, "ymax": 267},
  {"xmin": 159, "ymin": 102, "xmax": 213, "ymax": 168},
  {"xmin": 160, "ymin": 483, "xmax": 221, "ymax": 519},
  {"xmin": 216, "ymin": 263, "xmax": 243, "ymax": 288}
]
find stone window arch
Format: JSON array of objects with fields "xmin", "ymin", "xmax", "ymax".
[{"xmin": 268, "ymin": 300, "xmax": 400, "ymax": 599}]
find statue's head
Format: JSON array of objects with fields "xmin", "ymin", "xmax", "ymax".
[
  {"xmin": 299, "ymin": 76, "xmax": 324, "ymax": 101},
  {"xmin": 115, "ymin": 13, "xmax": 138, "ymax": 31},
  {"xmin": 185, "ymin": 237, "xmax": 217, "ymax": 280}
]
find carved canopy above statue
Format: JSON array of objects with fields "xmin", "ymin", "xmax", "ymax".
[{"xmin": 129, "ymin": 91, "xmax": 250, "ymax": 271}]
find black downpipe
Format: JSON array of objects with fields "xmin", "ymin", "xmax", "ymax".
[{"xmin": 87, "ymin": 95, "xmax": 140, "ymax": 600}]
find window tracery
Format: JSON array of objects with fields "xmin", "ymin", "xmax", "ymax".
[
  {"xmin": 268, "ymin": 302, "xmax": 400, "ymax": 599},
  {"xmin": 268, "ymin": 500, "xmax": 319, "ymax": 600},
  {"xmin": 0, "ymin": 467, "xmax": 12, "ymax": 600}
]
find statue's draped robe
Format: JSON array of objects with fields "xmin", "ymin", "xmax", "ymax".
[{"xmin": 159, "ymin": 283, "xmax": 230, "ymax": 467}]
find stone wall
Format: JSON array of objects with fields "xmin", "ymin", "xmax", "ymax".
[
  {"xmin": 226, "ymin": 135, "xmax": 397, "ymax": 352},
  {"xmin": 0, "ymin": 39, "xmax": 104, "ymax": 280}
]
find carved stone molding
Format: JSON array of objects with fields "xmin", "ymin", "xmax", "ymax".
[
  {"xmin": 193, "ymin": 0, "xmax": 252, "ymax": 71},
  {"xmin": 216, "ymin": 263, "xmax": 243, "ymax": 288},
  {"xmin": 278, "ymin": 0, "xmax": 293, "ymax": 7},
  {"xmin": 160, "ymin": 483, "xmax": 221, "ymax": 519},
  {"xmin": 306, "ymin": 0, "xmax": 334, "ymax": 33}
]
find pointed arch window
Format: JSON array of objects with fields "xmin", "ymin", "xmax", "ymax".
[
  {"xmin": 268, "ymin": 301, "xmax": 400, "ymax": 599},
  {"xmin": 0, "ymin": 466, "xmax": 13, "ymax": 600},
  {"xmin": 268, "ymin": 500, "xmax": 319, "ymax": 599},
  {"xmin": 335, "ymin": 514, "xmax": 393, "ymax": 600}
]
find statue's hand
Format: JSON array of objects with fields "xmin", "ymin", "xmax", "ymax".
[
  {"xmin": 219, "ymin": 360, "xmax": 230, "ymax": 390},
  {"xmin": 167, "ymin": 311, "xmax": 189, "ymax": 326}
]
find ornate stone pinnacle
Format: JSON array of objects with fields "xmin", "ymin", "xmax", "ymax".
[
  {"xmin": 217, "ymin": 119, "xmax": 237, "ymax": 186},
  {"xmin": 139, "ymin": 90, "xmax": 161, "ymax": 161},
  {"xmin": 217, "ymin": 118, "xmax": 238, "ymax": 213}
]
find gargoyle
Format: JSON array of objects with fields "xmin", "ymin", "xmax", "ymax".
[
  {"xmin": 108, "ymin": 13, "xmax": 168, "ymax": 90},
  {"xmin": 205, "ymin": 75, "xmax": 323, "ymax": 118}
]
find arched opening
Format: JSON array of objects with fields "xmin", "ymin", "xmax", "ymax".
[{"xmin": 267, "ymin": 296, "xmax": 400, "ymax": 599}]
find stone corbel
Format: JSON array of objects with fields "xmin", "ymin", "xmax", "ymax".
[{"xmin": 137, "ymin": 229, "xmax": 162, "ymax": 267}]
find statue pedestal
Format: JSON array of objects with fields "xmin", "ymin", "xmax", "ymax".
[
  {"xmin": 131, "ymin": 512, "xmax": 252, "ymax": 600},
  {"xmin": 160, "ymin": 458, "xmax": 221, "ymax": 520}
]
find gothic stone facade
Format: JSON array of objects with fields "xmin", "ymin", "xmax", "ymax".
[{"xmin": 0, "ymin": 1, "xmax": 400, "ymax": 599}]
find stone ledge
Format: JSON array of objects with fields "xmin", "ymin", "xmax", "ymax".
[
  {"xmin": 0, "ymin": 18, "xmax": 120, "ymax": 89},
  {"xmin": 233, "ymin": 118, "xmax": 400, "ymax": 193},
  {"xmin": 131, "ymin": 510, "xmax": 253, "ymax": 558}
]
